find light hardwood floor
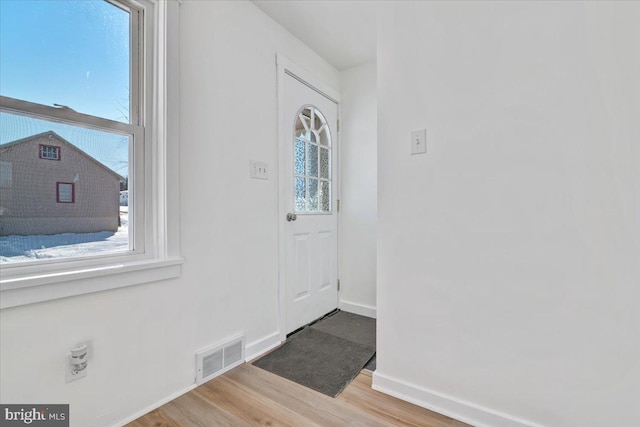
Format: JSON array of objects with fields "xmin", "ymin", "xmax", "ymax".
[{"xmin": 127, "ymin": 363, "xmax": 469, "ymax": 427}]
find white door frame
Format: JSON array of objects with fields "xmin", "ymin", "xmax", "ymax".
[{"xmin": 276, "ymin": 53, "xmax": 341, "ymax": 342}]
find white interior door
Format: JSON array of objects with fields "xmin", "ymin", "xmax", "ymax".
[{"xmin": 282, "ymin": 71, "xmax": 339, "ymax": 334}]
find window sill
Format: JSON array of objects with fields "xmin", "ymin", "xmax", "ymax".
[{"xmin": 0, "ymin": 258, "xmax": 183, "ymax": 309}]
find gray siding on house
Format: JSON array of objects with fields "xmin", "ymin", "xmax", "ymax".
[{"xmin": 0, "ymin": 132, "xmax": 122, "ymax": 236}]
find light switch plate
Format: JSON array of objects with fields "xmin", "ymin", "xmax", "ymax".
[
  {"xmin": 411, "ymin": 129, "xmax": 427, "ymax": 155},
  {"xmin": 250, "ymin": 160, "xmax": 269, "ymax": 180}
]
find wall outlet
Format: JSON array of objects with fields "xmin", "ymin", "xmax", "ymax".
[
  {"xmin": 65, "ymin": 342, "xmax": 88, "ymax": 383},
  {"xmin": 411, "ymin": 129, "xmax": 427, "ymax": 155},
  {"xmin": 250, "ymin": 160, "xmax": 269, "ymax": 180},
  {"xmin": 65, "ymin": 353, "xmax": 87, "ymax": 382}
]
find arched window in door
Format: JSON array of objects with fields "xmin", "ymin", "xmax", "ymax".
[{"xmin": 293, "ymin": 106, "xmax": 331, "ymax": 213}]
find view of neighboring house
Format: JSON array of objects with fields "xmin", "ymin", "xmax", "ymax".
[{"xmin": 0, "ymin": 131, "xmax": 123, "ymax": 236}]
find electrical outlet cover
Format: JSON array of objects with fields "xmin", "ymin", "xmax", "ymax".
[{"xmin": 65, "ymin": 353, "xmax": 87, "ymax": 383}]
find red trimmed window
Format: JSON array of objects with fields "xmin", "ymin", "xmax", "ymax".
[
  {"xmin": 56, "ymin": 182, "xmax": 75, "ymax": 203},
  {"xmin": 40, "ymin": 144, "xmax": 61, "ymax": 160}
]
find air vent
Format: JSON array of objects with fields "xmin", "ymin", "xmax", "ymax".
[
  {"xmin": 202, "ymin": 349, "xmax": 223, "ymax": 378},
  {"xmin": 196, "ymin": 334, "xmax": 245, "ymax": 385},
  {"xmin": 224, "ymin": 340, "xmax": 243, "ymax": 368}
]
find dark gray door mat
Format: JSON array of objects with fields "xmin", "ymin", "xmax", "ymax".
[
  {"xmin": 252, "ymin": 327, "xmax": 375, "ymax": 397},
  {"xmin": 310, "ymin": 310, "xmax": 376, "ymax": 348},
  {"xmin": 364, "ymin": 354, "xmax": 376, "ymax": 371},
  {"xmin": 311, "ymin": 310, "xmax": 376, "ymax": 371}
]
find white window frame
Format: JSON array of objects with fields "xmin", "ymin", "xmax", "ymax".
[{"xmin": 0, "ymin": 0, "xmax": 182, "ymax": 309}]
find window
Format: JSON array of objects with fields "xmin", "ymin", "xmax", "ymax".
[
  {"xmin": 0, "ymin": 0, "xmax": 181, "ymax": 308},
  {"xmin": 56, "ymin": 182, "xmax": 75, "ymax": 203},
  {"xmin": 1, "ymin": 0, "xmax": 136, "ymax": 259},
  {"xmin": 294, "ymin": 106, "xmax": 332, "ymax": 213},
  {"xmin": 40, "ymin": 145, "xmax": 61, "ymax": 160},
  {"xmin": 1, "ymin": 0, "xmax": 136, "ymax": 263}
]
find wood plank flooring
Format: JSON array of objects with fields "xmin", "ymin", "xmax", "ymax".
[{"xmin": 128, "ymin": 363, "xmax": 468, "ymax": 427}]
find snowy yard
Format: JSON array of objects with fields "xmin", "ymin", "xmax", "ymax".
[{"xmin": 0, "ymin": 208, "xmax": 129, "ymax": 263}]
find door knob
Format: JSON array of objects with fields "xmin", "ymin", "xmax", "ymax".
[{"xmin": 286, "ymin": 213, "xmax": 297, "ymax": 222}]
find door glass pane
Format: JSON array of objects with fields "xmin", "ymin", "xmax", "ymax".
[
  {"xmin": 294, "ymin": 139, "xmax": 305, "ymax": 175},
  {"xmin": 320, "ymin": 148, "xmax": 329, "ymax": 179},
  {"xmin": 308, "ymin": 144, "xmax": 318, "ymax": 178},
  {"xmin": 318, "ymin": 127, "xmax": 330, "ymax": 146},
  {"xmin": 295, "ymin": 177, "xmax": 306, "ymax": 211},
  {"xmin": 295, "ymin": 115, "xmax": 307, "ymax": 136},
  {"xmin": 308, "ymin": 178, "xmax": 318, "ymax": 211},
  {"xmin": 320, "ymin": 181, "xmax": 330, "ymax": 212},
  {"xmin": 312, "ymin": 111, "xmax": 322, "ymax": 131}
]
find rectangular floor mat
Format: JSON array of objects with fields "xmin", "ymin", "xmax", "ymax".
[
  {"xmin": 253, "ymin": 327, "xmax": 375, "ymax": 397},
  {"xmin": 311, "ymin": 310, "xmax": 376, "ymax": 371},
  {"xmin": 310, "ymin": 310, "xmax": 376, "ymax": 348}
]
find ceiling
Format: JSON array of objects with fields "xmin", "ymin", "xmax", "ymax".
[{"xmin": 252, "ymin": 0, "xmax": 377, "ymax": 71}]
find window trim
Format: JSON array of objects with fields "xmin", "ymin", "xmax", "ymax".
[
  {"xmin": 56, "ymin": 182, "xmax": 75, "ymax": 203},
  {"xmin": 39, "ymin": 144, "xmax": 61, "ymax": 160},
  {"xmin": 0, "ymin": 0, "xmax": 182, "ymax": 309}
]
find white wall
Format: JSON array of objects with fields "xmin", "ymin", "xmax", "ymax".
[
  {"xmin": 0, "ymin": 2, "xmax": 339, "ymax": 426},
  {"xmin": 178, "ymin": 0, "xmax": 338, "ymax": 354},
  {"xmin": 338, "ymin": 62, "xmax": 377, "ymax": 317},
  {"xmin": 374, "ymin": 2, "xmax": 640, "ymax": 427}
]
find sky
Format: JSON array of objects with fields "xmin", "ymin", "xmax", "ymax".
[{"xmin": 0, "ymin": 0, "xmax": 131, "ymax": 176}]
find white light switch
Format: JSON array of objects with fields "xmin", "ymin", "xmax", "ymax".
[
  {"xmin": 250, "ymin": 160, "xmax": 269, "ymax": 180},
  {"xmin": 411, "ymin": 129, "xmax": 427, "ymax": 155}
]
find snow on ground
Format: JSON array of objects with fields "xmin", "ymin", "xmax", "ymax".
[{"xmin": 0, "ymin": 209, "xmax": 129, "ymax": 263}]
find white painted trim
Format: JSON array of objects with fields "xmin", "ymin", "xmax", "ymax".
[
  {"xmin": 1, "ymin": 259, "xmax": 182, "ymax": 309},
  {"xmin": 338, "ymin": 300, "xmax": 377, "ymax": 319},
  {"xmin": 112, "ymin": 382, "xmax": 197, "ymax": 427},
  {"xmin": 276, "ymin": 55, "xmax": 341, "ymax": 104},
  {"xmin": 245, "ymin": 331, "xmax": 282, "ymax": 362},
  {"xmin": 372, "ymin": 371, "xmax": 544, "ymax": 427},
  {"xmin": 276, "ymin": 53, "xmax": 288, "ymax": 343},
  {"xmin": 276, "ymin": 53, "xmax": 341, "ymax": 342}
]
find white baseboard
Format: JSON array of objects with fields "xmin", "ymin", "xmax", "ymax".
[
  {"xmin": 113, "ymin": 332, "xmax": 282, "ymax": 427},
  {"xmin": 339, "ymin": 299, "xmax": 376, "ymax": 318},
  {"xmin": 372, "ymin": 371, "xmax": 543, "ymax": 427},
  {"xmin": 245, "ymin": 331, "xmax": 282, "ymax": 362},
  {"xmin": 113, "ymin": 383, "xmax": 197, "ymax": 427}
]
